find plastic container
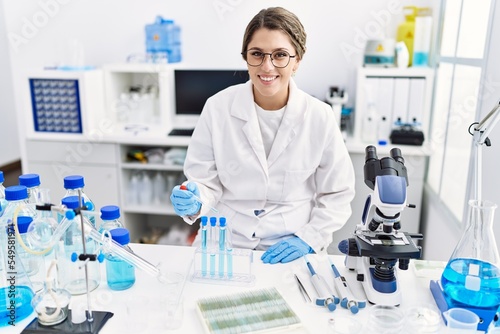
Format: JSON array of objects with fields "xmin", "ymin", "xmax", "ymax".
[
  {"xmin": 396, "ymin": 6, "xmax": 417, "ymax": 66},
  {"xmin": 443, "ymin": 308, "xmax": 479, "ymax": 330},
  {"xmin": 413, "ymin": 8, "xmax": 433, "ymax": 67},
  {"xmin": 367, "ymin": 305, "xmax": 405, "ymax": 333},
  {"xmin": 18, "ymin": 173, "xmax": 41, "ymax": 204},
  {"xmin": 106, "ymin": 228, "xmax": 136, "ymax": 291},
  {"xmin": 58, "ymin": 195, "xmax": 101, "ymax": 295},
  {"xmin": 145, "ymin": 16, "xmax": 182, "ymax": 63},
  {"xmin": 99, "ymin": 205, "xmax": 123, "ymax": 233},
  {"xmin": 62, "ymin": 175, "xmax": 96, "ymax": 226}
]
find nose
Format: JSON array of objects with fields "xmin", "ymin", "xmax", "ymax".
[{"xmin": 261, "ymin": 54, "xmax": 275, "ymax": 70}]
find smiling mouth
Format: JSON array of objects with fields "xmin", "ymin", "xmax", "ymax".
[{"xmin": 259, "ymin": 75, "xmax": 278, "ymax": 82}]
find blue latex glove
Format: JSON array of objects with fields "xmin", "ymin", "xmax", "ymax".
[
  {"xmin": 261, "ymin": 236, "xmax": 313, "ymax": 264},
  {"xmin": 170, "ymin": 182, "xmax": 202, "ymax": 217}
]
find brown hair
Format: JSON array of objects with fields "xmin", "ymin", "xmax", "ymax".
[{"xmin": 241, "ymin": 7, "xmax": 307, "ymax": 61}]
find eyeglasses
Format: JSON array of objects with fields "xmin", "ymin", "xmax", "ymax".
[{"xmin": 242, "ymin": 50, "xmax": 296, "ymax": 68}]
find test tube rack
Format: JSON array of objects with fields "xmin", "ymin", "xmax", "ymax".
[{"xmin": 191, "ymin": 247, "xmax": 254, "ymax": 286}]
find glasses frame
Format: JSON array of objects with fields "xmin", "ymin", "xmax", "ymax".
[{"xmin": 242, "ymin": 50, "xmax": 297, "ymax": 68}]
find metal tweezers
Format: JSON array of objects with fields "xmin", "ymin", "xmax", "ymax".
[{"xmin": 294, "ymin": 274, "xmax": 312, "ymax": 303}]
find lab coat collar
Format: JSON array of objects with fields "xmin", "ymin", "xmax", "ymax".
[{"xmin": 230, "ymin": 79, "xmax": 306, "ymax": 170}]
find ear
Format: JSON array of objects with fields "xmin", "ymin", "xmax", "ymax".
[{"xmin": 292, "ymin": 59, "xmax": 301, "ymax": 72}]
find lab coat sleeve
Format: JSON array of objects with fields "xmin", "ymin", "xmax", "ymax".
[{"xmin": 294, "ymin": 114, "xmax": 355, "ymax": 253}]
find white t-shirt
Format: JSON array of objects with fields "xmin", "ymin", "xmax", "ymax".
[{"xmin": 255, "ymin": 103, "xmax": 286, "ymax": 158}]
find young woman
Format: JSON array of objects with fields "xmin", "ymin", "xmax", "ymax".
[{"xmin": 170, "ymin": 7, "xmax": 355, "ymax": 264}]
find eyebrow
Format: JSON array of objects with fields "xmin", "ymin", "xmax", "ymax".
[{"xmin": 247, "ymin": 47, "xmax": 291, "ymax": 52}]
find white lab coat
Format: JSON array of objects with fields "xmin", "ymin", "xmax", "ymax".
[{"xmin": 183, "ymin": 79, "xmax": 355, "ymax": 253}]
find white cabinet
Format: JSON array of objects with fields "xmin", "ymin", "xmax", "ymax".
[
  {"xmin": 354, "ymin": 67, "xmax": 434, "ymax": 145},
  {"xmin": 23, "ymin": 139, "xmax": 120, "ymax": 219}
]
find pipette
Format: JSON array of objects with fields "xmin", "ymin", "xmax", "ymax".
[
  {"xmin": 179, "ymin": 184, "xmax": 219, "ymax": 213},
  {"xmin": 304, "ymin": 256, "xmax": 339, "ymax": 311},
  {"xmin": 329, "ymin": 259, "xmax": 366, "ymax": 314}
]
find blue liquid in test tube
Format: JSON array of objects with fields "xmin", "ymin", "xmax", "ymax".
[
  {"xmin": 201, "ymin": 216, "xmax": 208, "ymax": 276},
  {"xmin": 209, "ymin": 217, "xmax": 217, "ymax": 277},
  {"xmin": 219, "ymin": 217, "xmax": 226, "ymax": 277}
]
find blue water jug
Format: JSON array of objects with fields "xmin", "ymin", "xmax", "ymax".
[{"xmin": 145, "ymin": 16, "xmax": 182, "ymax": 63}]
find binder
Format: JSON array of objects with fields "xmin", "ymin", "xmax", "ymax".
[{"xmin": 408, "ymin": 78, "xmax": 426, "ymax": 125}]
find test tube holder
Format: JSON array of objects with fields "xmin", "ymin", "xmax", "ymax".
[{"xmin": 191, "ymin": 247, "xmax": 255, "ymax": 286}]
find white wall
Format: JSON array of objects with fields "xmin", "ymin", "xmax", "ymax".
[{"xmin": 0, "ymin": 0, "xmax": 20, "ymax": 166}]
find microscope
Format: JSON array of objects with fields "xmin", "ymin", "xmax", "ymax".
[{"xmin": 339, "ymin": 145, "xmax": 422, "ymax": 306}]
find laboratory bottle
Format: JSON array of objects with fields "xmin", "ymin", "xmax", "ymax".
[
  {"xmin": 441, "ymin": 200, "xmax": 500, "ymax": 308},
  {"xmin": 18, "ymin": 173, "xmax": 41, "ymax": 204},
  {"xmin": 16, "ymin": 213, "xmax": 45, "ymax": 292},
  {"xmin": 153, "ymin": 171, "xmax": 166, "ymax": 204},
  {"xmin": 396, "ymin": 6, "xmax": 417, "ymax": 66},
  {"xmin": 412, "ymin": 7, "xmax": 433, "ymax": 67},
  {"xmin": 0, "ymin": 185, "xmax": 36, "ymax": 327},
  {"xmin": 61, "ymin": 175, "xmax": 96, "ymax": 226},
  {"xmin": 105, "ymin": 227, "xmax": 135, "ymax": 290},
  {"xmin": 99, "ymin": 205, "xmax": 123, "ymax": 233},
  {"xmin": 58, "ymin": 195, "xmax": 101, "ymax": 295},
  {"xmin": 138, "ymin": 171, "xmax": 153, "ymax": 205},
  {"xmin": 0, "ymin": 170, "xmax": 6, "ymax": 216},
  {"xmin": 127, "ymin": 172, "xmax": 140, "ymax": 205}
]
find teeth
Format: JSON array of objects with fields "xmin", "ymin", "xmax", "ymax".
[{"xmin": 260, "ymin": 76, "xmax": 276, "ymax": 82}]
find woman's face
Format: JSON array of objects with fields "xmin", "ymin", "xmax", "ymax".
[{"xmin": 246, "ymin": 28, "xmax": 300, "ymax": 110}]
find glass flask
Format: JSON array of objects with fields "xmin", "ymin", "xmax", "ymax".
[
  {"xmin": 0, "ymin": 185, "xmax": 36, "ymax": 327},
  {"xmin": 98, "ymin": 205, "xmax": 123, "ymax": 234},
  {"xmin": 58, "ymin": 196, "xmax": 101, "ymax": 295},
  {"xmin": 105, "ymin": 228, "xmax": 135, "ymax": 291},
  {"xmin": 61, "ymin": 175, "xmax": 96, "ymax": 226},
  {"xmin": 441, "ymin": 200, "xmax": 500, "ymax": 308}
]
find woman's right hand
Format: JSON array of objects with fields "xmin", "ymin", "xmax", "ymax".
[{"xmin": 170, "ymin": 182, "xmax": 202, "ymax": 217}]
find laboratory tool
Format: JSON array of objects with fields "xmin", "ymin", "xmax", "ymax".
[
  {"xmin": 304, "ymin": 256, "xmax": 339, "ymax": 311},
  {"xmin": 192, "ymin": 216, "xmax": 253, "ymax": 285},
  {"xmin": 61, "ymin": 175, "xmax": 96, "ymax": 225},
  {"xmin": 31, "ymin": 259, "xmax": 71, "ymax": 326},
  {"xmin": 0, "ymin": 186, "xmax": 36, "ymax": 327},
  {"xmin": 339, "ymin": 145, "xmax": 422, "ymax": 306},
  {"xmin": 99, "ymin": 205, "xmax": 123, "ymax": 233},
  {"xmin": 201, "ymin": 216, "xmax": 208, "ymax": 276},
  {"xmin": 294, "ymin": 274, "xmax": 311, "ymax": 303},
  {"xmin": 367, "ymin": 305, "xmax": 405, "ymax": 333},
  {"xmin": 58, "ymin": 196, "xmax": 102, "ymax": 295},
  {"xmin": 19, "ymin": 173, "xmax": 42, "ymax": 204},
  {"xmin": 179, "ymin": 184, "xmax": 219, "ymax": 213},
  {"xmin": 209, "ymin": 217, "xmax": 217, "ymax": 277},
  {"xmin": 105, "ymin": 228, "xmax": 136, "ymax": 290},
  {"xmin": 329, "ymin": 259, "xmax": 366, "ymax": 314},
  {"xmin": 443, "ymin": 308, "xmax": 479, "ymax": 331},
  {"xmin": 325, "ymin": 86, "xmax": 348, "ymax": 132},
  {"xmin": 218, "ymin": 217, "xmax": 226, "ymax": 277},
  {"xmin": 430, "ymin": 100, "xmax": 500, "ymax": 331}
]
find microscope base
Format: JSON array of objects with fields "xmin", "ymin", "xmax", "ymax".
[
  {"xmin": 350, "ymin": 256, "xmax": 402, "ymax": 306},
  {"xmin": 430, "ymin": 280, "xmax": 498, "ymax": 331}
]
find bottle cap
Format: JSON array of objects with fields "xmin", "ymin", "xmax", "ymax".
[
  {"xmin": 210, "ymin": 217, "xmax": 217, "ymax": 227},
  {"xmin": 17, "ymin": 216, "xmax": 33, "ymax": 234},
  {"xmin": 64, "ymin": 175, "xmax": 85, "ymax": 189},
  {"xmin": 0, "ymin": 171, "xmax": 4, "ymax": 183},
  {"xmin": 62, "ymin": 196, "xmax": 81, "ymax": 209},
  {"xmin": 110, "ymin": 227, "xmax": 130, "ymax": 245},
  {"xmin": 100, "ymin": 205, "xmax": 120, "ymax": 220},
  {"xmin": 5, "ymin": 185, "xmax": 28, "ymax": 201},
  {"xmin": 219, "ymin": 217, "xmax": 226, "ymax": 227},
  {"xmin": 201, "ymin": 216, "xmax": 208, "ymax": 226},
  {"xmin": 19, "ymin": 174, "xmax": 41, "ymax": 188}
]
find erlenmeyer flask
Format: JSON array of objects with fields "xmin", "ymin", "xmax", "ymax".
[
  {"xmin": 441, "ymin": 200, "xmax": 500, "ymax": 308},
  {"xmin": 0, "ymin": 185, "xmax": 36, "ymax": 327}
]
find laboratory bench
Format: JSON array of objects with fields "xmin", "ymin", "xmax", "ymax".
[{"xmin": 8, "ymin": 243, "xmax": 455, "ymax": 334}]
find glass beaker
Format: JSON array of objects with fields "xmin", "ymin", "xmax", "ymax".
[{"xmin": 441, "ymin": 200, "xmax": 500, "ymax": 308}]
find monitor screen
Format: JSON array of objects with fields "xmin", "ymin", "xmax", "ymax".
[{"xmin": 174, "ymin": 69, "xmax": 249, "ymax": 115}]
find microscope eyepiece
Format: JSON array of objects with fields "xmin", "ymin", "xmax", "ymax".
[
  {"xmin": 390, "ymin": 148, "xmax": 405, "ymax": 165},
  {"xmin": 365, "ymin": 145, "xmax": 378, "ymax": 163}
]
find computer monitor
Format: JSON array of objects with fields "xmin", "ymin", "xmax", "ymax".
[{"xmin": 170, "ymin": 69, "xmax": 249, "ymax": 132}]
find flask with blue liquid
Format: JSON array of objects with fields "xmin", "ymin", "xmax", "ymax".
[{"xmin": 105, "ymin": 228, "xmax": 135, "ymax": 290}]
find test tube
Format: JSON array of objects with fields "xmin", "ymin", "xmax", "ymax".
[
  {"xmin": 209, "ymin": 217, "xmax": 217, "ymax": 277},
  {"xmin": 201, "ymin": 216, "xmax": 208, "ymax": 276},
  {"xmin": 225, "ymin": 217, "xmax": 233, "ymax": 278},
  {"xmin": 218, "ymin": 217, "xmax": 226, "ymax": 277}
]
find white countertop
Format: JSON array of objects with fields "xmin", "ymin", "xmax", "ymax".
[{"xmin": 7, "ymin": 243, "xmax": 454, "ymax": 334}]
